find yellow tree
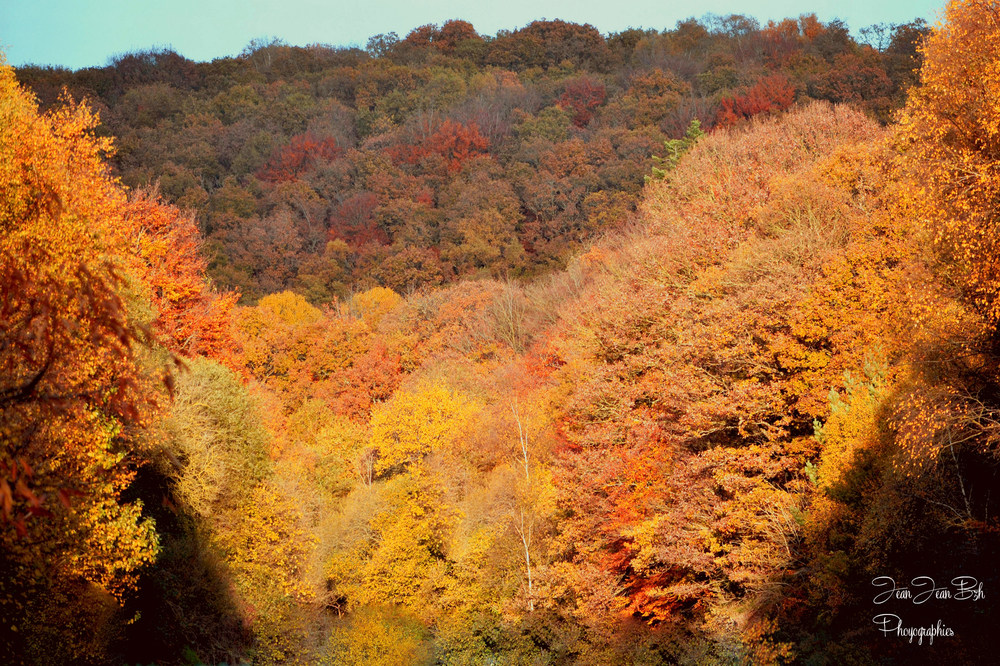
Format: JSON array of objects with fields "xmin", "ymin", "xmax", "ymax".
[
  {"xmin": 890, "ymin": 0, "xmax": 1000, "ymax": 482},
  {"xmin": 213, "ymin": 482, "xmax": 318, "ymax": 663},
  {"xmin": 370, "ymin": 384, "xmax": 479, "ymax": 475},
  {"xmin": 350, "ymin": 286, "xmax": 402, "ymax": 328},
  {"xmin": 0, "ymin": 60, "xmax": 160, "ymax": 660},
  {"xmin": 896, "ymin": 0, "xmax": 1000, "ymax": 326}
]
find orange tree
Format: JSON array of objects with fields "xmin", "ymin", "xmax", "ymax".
[
  {"xmin": 0, "ymin": 61, "xmax": 163, "ymax": 661},
  {"xmin": 124, "ymin": 186, "xmax": 239, "ymax": 365},
  {"xmin": 889, "ymin": 0, "xmax": 1000, "ymax": 504}
]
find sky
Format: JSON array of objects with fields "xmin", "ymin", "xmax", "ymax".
[{"xmin": 1, "ymin": 0, "xmax": 945, "ymax": 71}]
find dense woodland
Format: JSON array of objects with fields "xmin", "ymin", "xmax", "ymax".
[
  {"xmin": 4, "ymin": 1, "xmax": 1000, "ymax": 664},
  {"xmin": 15, "ymin": 12, "xmax": 926, "ymax": 301}
]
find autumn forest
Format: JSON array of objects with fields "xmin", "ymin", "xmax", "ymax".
[{"xmin": 3, "ymin": 1, "xmax": 1000, "ymax": 663}]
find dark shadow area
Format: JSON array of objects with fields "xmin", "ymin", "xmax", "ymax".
[
  {"xmin": 778, "ymin": 406, "xmax": 1000, "ymax": 665},
  {"xmin": 115, "ymin": 464, "xmax": 252, "ymax": 665}
]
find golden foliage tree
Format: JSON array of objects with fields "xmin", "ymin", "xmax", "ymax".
[
  {"xmin": 370, "ymin": 385, "xmax": 480, "ymax": 475},
  {"xmin": 0, "ymin": 61, "xmax": 159, "ymax": 660},
  {"xmin": 896, "ymin": 0, "xmax": 1000, "ymax": 325}
]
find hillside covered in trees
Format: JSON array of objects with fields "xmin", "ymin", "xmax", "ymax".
[
  {"xmin": 4, "ymin": 2, "xmax": 1000, "ymax": 664},
  {"xmin": 16, "ymin": 12, "xmax": 926, "ymax": 303}
]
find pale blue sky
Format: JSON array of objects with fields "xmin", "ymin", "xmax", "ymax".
[{"xmin": 1, "ymin": 0, "xmax": 944, "ymax": 70}]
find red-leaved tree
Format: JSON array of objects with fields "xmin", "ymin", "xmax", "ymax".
[
  {"xmin": 257, "ymin": 133, "xmax": 343, "ymax": 182},
  {"xmin": 715, "ymin": 74, "xmax": 796, "ymax": 128},
  {"xmin": 559, "ymin": 77, "xmax": 606, "ymax": 127}
]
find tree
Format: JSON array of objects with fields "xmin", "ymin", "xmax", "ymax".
[
  {"xmin": 159, "ymin": 358, "xmax": 269, "ymax": 517},
  {"xmin": 257, "ymin": 133, "xmax": 343, "ymax": 183},
  {"xmin": 546, "ymin": 102, "xmax": 884, "ymax": 632},
  {"xmin": 124, "ymin": 187, "xmax": 239, "ymax": 364},
  {"xmin": 328, "ymin": 192, "xmax": 387, "ymax": 247},
  {"xmin": 350, "ymin": 286, "xmax": 402, "ymax": 328},
  {"xmin": 715, "ymin": 74, "xmax": 796, "ymax": 128},
  {"xmin": 559, "ymin": 77, "xmax": 606, "ymax": 128},
  {"xmin": 896, "ymin": 0, "xmax": 1000, "ymax": 327},
  {"xmin": 213, "ymin": 481, "xmax": 318, "ymax": 662},
  {"xmin": 389, "ymin": 119, "xmax": 489, "ymax": 174},
  {"xmin": 323, "ymin": 605, "xmax": 431, "ymax": 664},
  {"xmin": 648, "ymin": 118, "xmax": 704, "ymax": 180},
  {"xmin": 0, "ymin": 61, "xmax": 160, "ymax": 660},
  {"xmin": 434, "ymin": 20, "xmax": 482, "ymax": 54},
  {"xmin": 490, "ymin": 20, "xmax": 611, "ymax": 71},
  {"xmin": 370, "ymin": 385, "xmax": 480, "ymax": 475}
]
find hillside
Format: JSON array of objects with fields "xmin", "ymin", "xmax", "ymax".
[
  {"xmin": 4, "ymin": 3, "xmax": 1000, "ymax": 664},
  {"xmin": 16, "ymin": 15, "xmax": 925, "ymax": 303}
]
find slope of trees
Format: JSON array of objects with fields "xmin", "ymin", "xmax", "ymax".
[
  {"xmin": 16, "ymin": 14, "xmax": 927, "ymax": 304},
  {"xmin": 9, "ymin": 2, "xmax": 1000, "ymax": 664}
]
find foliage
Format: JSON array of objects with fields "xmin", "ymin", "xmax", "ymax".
[
  {"xmin": 257, "ymin": 133, "xmax": 344, "ymax": 183},
  {"xmin": 159, "ymin": 357, "xmax": 269, "ymax": 516},
  {"xmin": 647, "ymin": 118, "xmax": 704, "ymax": 180},
  {"xmin": 323, "ymin": 605, "xmax": 433, "ymax": 665},
  {"xmin": 896, "ymin": 0, "xmax": 1000, "ymax": 326},
  {"xmin": 559, "ymin": 76, "xmax": 607, "ymax": 127},
  {"xmin": 350, "ymin": 286, "xmax": 402, "ymax": 327},
  {"xmin": 12, "ymin": 3, "xmax": 994, "ymax": 662},
  {"xmin": 14, "ymin": 13, "xmax": 920, "ymax": 302},
  {"xmin": 370, "ymin": 385, "xmax": 480, "ymax": 475},
  {"xmin": 715, "ymin": 74, "xmax": 796, "ymax": 128},
  {"xmin": 125, "ymin": 187, "xmax": 239, "ymax": 364},
  {"xmin": 0, "ymin": 61, "xmax": 161, "ymax": 662}
]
